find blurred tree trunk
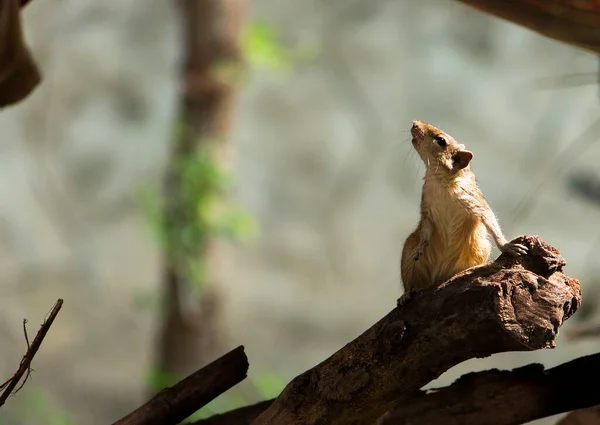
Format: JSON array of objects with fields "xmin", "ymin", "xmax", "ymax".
[{"xmin": 152, "ymin": 0, "xmax": 246, "ymax": 391}]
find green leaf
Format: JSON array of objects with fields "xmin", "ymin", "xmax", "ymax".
[
  {"xmin": 20, "ymin": 388, "xmax": 74, "ymax": 425},
  {"xmin": 242, "ymin": 22, "xmax": 293, "ymax": 72},
  {"xmin": 225, "ymin": 207, "xmax": 259, "ymax": 242},
  {"xmin": 197, "ymin": 193, "xmax": 227, "ymax": 229}
]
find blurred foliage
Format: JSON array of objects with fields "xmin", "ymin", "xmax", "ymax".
[
  {"xmin": 17, "ymin": 388, "xmax": 73, "ymax": 425},
  {"xmin": 242, "ymin": 22, "xmax": 295, "ymax": 71},
  {"xmin": 137, "ymin": 141, "xmax": 258, "ymax": 293},
  {"xmin": 185, "ymin": 370, "xmax": 286, "ymax": 422},
  {"xmin": 144, "ymin": 366, "xmax": 286, "ymax": 422},
  {"xmin": 0, "ymin": 16, "xmax": 314, "ymax": 425},
  {"xmin": 135, "ymin": 18, "xmax": 312, "ymax": 421},
  {"xmin": 131, "ymin": 290, "xmax": 161, "ymax": 312},
  {"xmin": 252, "ymin": 371, "xmax": 287, "ymax": 400},
  {"xmin": 146, "ymin": 367, "xmax": 179, "ymax": 393},
  {"xmin": 135, "ymin": 19, "xmax": 318, "ymax": 296},
  {"xmin": 163, "ymin": 145, "xmax": 257, "ymax": 287},
  {"xmin": 242, "ymin": 21, "xmax": 320, "ymax": 73}
]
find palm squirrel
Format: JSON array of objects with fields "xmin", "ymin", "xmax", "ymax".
[{"xmin": 399, "ymin": 120, "xmax": 527, "ymax": 302}]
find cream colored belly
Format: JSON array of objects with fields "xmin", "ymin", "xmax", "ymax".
[{"xmin": 422, "ymin": 220, "xmax": 491, "ymax": 286}]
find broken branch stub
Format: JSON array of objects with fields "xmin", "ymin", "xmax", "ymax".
[
  {"xmin": 112, "ymin": 346, "xmax": 249, "ymax": 425},
  {"xmin": 250, "ymin": 235, "xmax": 580, "ymax": 425}
]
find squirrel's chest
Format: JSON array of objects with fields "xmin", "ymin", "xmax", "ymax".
[
  {"xmin": 418, "ymin": 178, "xmax": 491, "ymax": 282},
  {"xmin": 424, "ymin": 183, "xmax": 473, "ymax": 227}
]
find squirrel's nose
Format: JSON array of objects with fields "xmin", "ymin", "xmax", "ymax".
[{"xmin": 412, "ymin": 120, "xmax": 422, "ymax": 131}]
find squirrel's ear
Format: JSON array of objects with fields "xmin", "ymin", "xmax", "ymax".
[{"xmin": 453, "ymin": 150, "xmax": 473, "ymax": 170}]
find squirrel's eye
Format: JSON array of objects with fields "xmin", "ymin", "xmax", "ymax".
[{"xmin": 434, "ymin": 136, "xmax": 447, "ymax": 147}]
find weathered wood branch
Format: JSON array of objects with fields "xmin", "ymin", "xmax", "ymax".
[
  {"xmin": 0, "ymin": 0, "xmax": 41, "ymax": 107},
  {"xmin": 112, "ymin": 346, "xmax": 249, "ymax": 425},
  {"xmin": 378, "ymin": 352, "xmax": 600, "ymax": 425},
  {"xmin": 456, "ymin": 0, "xmax": 600, "ymax": 55},
  {"xmin": 194, "ymin": 352, "xmax": 600, "ymax": 425},
  {"xmin": 245, "ymin": 235, "xmax": 579, "ymax": 425}
]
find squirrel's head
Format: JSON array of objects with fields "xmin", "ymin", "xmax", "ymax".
[{"xmin": 410, "ymin": 120, "xmax": 473, "ymax": 174}]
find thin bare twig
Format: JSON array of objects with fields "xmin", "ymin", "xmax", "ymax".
[
  {"xmin": 12, "ymin": 319, "xmax": 32, "ymax": 394},
  {"xmin": 0, "ymin": 298, "xmax": 64, "ymax": 408}
]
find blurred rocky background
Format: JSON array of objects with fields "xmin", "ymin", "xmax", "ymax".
[{"xmin": 0, "ymin": 0, "xmax": 599, "ymax": 424}]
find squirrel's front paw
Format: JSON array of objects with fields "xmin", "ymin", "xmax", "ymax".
[
  {"xmin": 500, "ymin": 241, "xmax": 528, "ymax": 256},
  {"xmin": 411, "ymin": 246, "xmax": 424, "ymax": 261}
]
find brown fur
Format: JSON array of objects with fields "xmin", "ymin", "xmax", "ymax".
[{"xmin": 400, "ymin": 120, "xmax": 526, "ymax": 293}]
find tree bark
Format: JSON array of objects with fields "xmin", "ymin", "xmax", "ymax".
[
  {"xmin": 0, "ymin": 0, "xmax": 40, "ymax": 107},
  {"xmin": 152, "ymin": 0, "xmax": 246, "ymax": 389},
  {"xmin": 456, "ymin": 0, "xmax": 600, "ymax": 55},
  {"xmin": 193, "ymin": 353, "xmax": 600, "ymax": 425},
  {"xmin": 378, "ymin": 353, "xmax": 600, "ymax": 425},
  {"xmin": 247, "ymin": 235, "xmax": 580, "ymax": 425}
]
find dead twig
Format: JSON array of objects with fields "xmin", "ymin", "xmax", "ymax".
[{"xmin": 0, "ymin": 298, "xmax": 63, "ymax": 408}]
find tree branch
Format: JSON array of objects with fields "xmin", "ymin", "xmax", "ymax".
[
  {"xmin": 112, "ymin": 346, "xmax": 249, "ymax": 425},
  {"xmin": 0, "ymin": 0, "xmax": 41, "ymax": 107},
  {"xmin": 194, "ymin": 352, "xmax": 600, "ymax": 425},
  {"xmin": 244, "ymin": 235, "xmax": 579, "ymax": 425},
  {"xmin": 0, "ymin": 298, "xmax": 63, "ymax": 408},
  {"xmin": 456, "ymin": 0, "xmax": 600, "ymax": 55},
  {"xmin": 378, "ymin": 352, "xmax": 600, "ymax": 425}
]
